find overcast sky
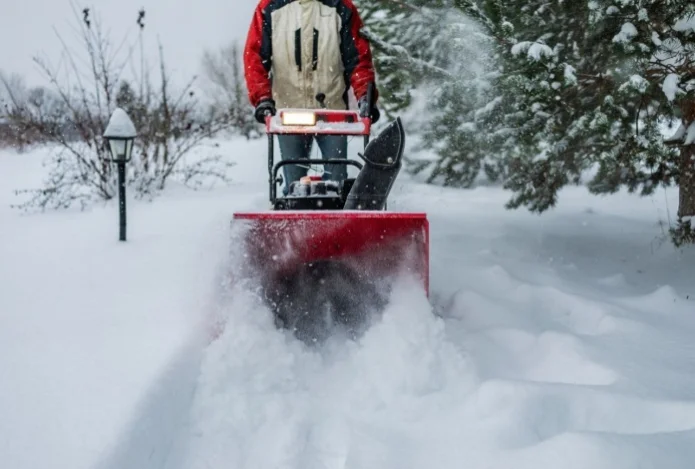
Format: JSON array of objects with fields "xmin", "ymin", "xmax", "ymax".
[{"xmin": 1, "ymin": 0, "xmax": 256, "ymax": 87}]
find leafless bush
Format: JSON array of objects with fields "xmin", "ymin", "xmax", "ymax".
[
  {"xmin": 0, "ymin": 71, "xmax": 46, "ymax": 151},
  {"xmin": 4, "ymin": 3, "xmax": 236, "ymax": 211},
  {"xmin": 200, "ymin": 41, "xmax": 260, "ymax": 140}
]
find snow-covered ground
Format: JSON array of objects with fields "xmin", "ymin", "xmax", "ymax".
[{"xmin": 1, "ymin": 134, "xmax": 694, "ymax": 469}]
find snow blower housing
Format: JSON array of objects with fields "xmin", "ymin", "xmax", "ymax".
[{"xmin": 232, "ymin": 96, "xmax": 429, "ymax": 342}]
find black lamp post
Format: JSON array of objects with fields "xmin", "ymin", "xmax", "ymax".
[{"xmin": 103, "ymin": 108, "xmax": 136, "ymax": 242}]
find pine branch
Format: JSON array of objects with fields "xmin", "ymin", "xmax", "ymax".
[{"xmin": 360, "ymin": 27, "xmax": 455, "ymax": 80}]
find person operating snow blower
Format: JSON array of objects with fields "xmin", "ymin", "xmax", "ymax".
[{"xmin": 243, "ymin": 0, "xmax": 381, "ymax": 194}]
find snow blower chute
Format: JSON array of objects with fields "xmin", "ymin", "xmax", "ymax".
[{"xmin": 232, "ymin": 91, "xmax": 429, "ymax": 342}]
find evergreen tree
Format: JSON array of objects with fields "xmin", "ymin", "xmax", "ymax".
[
  {"xmin": 357, "ymin": 0, "xmax": 513, "ymax": 184},
  {"xmin": 416, "ymin": 8, "xmax": 510, "ymax": 187},
  {"xmin": 585, "ymin": 1, "xmax": 695, "ymax": 244},
  {"xmin": 362, "ymin": 0, "xmax": 695, "ymax": 244},
  {"xmin": 500, "ymin": 1, "xmax": 694, "ymax": 242},
  {"xmin": 355, "ymin": 0, "xmax": 458, "ymax": 116}
]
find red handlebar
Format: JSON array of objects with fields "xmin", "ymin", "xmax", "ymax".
[{"xmin": 265, "ymin": 109, "xmax": 371, "ymax": 136}]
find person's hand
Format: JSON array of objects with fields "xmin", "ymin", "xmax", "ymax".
[
  {"xmin": 254, "ymin": 98, "xmax": 276, "ymax": 123},
  {"xmin": 358, "ymin": 96, "xmax": 380, "ymax": 124}
]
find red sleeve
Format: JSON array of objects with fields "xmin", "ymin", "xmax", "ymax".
[
  {"xmin": 340, "ymin": 0, "xmax": 379, "ymax": 103},
  {"xmin": 243, "ymin": 1, "xmax": 273, "ymax": 107}
]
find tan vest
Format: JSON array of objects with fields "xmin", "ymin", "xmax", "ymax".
[{"xmin": 270, "ymin": 0, "xmax": 346, "ymax": 110}]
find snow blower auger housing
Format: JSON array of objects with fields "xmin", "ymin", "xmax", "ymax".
[{"xmin": 232, "ymin": 89, "xmax": 429, "ymax": 342}]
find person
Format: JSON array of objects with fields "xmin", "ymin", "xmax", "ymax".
[{"xmin": 243, "ymin": 0, "xmax": 380, "ymax": 194}]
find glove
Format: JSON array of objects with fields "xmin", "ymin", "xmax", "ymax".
[
  {"xmin": 254, "ymin": 98, "xmax": 276, "ymax": 123},
  {"xmin": 358, "ymin": 96, "xmax": 380, "ymax": 124}
]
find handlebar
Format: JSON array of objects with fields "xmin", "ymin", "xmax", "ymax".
[{"xmin": 263, "ymin": 109, "xmax": 372, "ymax": 136}]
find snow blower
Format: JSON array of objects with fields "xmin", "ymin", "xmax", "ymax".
[{"xmin": 232, "ymin": 88, "xmax": 429, "ymax": 343}]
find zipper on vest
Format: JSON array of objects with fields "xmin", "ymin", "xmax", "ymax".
[
  {"xmin": 294, "ymin": 29, "xmax": 302, "ymax": 71},
  {"xmin": 312, "ymin": 29, "xmax": 319, "ymax": 71}
]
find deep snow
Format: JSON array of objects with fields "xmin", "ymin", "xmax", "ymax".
[{"xmin": 1, "ymin": 134, "xmax": 694, "ymax": 469}]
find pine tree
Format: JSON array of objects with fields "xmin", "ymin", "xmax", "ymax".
[
  {"xmin": 357, "ymin": 0, "xmax": 515, "ymax": 184},
  {"xmin": 586, "ymin": 1, "xmax": 695, "ymax": 245},
  {"xmin": 494, "ymin": 0, "xmax": 625, "ymax": 211},
  {"xmin": 501, "ymin": 1, "xmax": 694, "ymax": 242},
  {"xmin": 361, "ymin": 0, "xmax": 695, "ymax": 244},
  {"xmin": 355, "ymin": 0, "xmax": 458, "ymax": 116},
  {"xmin": 416, "ymin": 6, "xmax": 510, "ymax": 187}
]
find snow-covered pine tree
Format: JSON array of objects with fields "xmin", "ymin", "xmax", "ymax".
[
  {"xmin": 416, "ymin": 3, "xmax": 511, "ymax": 187},
  {"xmin": 477, "ymin": 0, "xmax": 622, "ymax": 211},
  {"xmin": 583, "ymin": 1, "xmax": 694, "ymax": 245},
  {"xmin": 356, "ymin": 1, "xmax": 513, "ymax": 184},
  {"xmin": 406, "ymin": 0, "xmax": 588, "ymax": 194},
  {"xmin": 457, "ymin": 0, "xmax": 694, "ymax": 246},
  {"xmin": 356, "ymin": 0, "xmax": 695, "ymax": 244},
  {"xmin": 355, "ymin": 0, "xmax": 456, "ymax": 116}
]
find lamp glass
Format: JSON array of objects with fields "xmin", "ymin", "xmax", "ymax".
[
  {"xmin": 109, "ymin": 139, "xmax": 127, "ymax": 160},
  {"xmin": 125, "ymin": 138, "xmax": 134, "ymax": 160}
]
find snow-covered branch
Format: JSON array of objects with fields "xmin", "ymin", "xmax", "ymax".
[{"xmin": 360, "ymin": 28, "xmax": 455, "ymax": 80}]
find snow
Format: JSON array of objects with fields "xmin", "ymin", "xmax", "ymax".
[
  {"xmin": 511, "ymin": 41, "xmax": 554, "ymax": 61},
  {"xmin": 621, "ymin": 74, "xmax": 649, "ymax": 93},
  {"xmin": 686, "ymin": 122, "xmax": 695, "ymax": 145},
  {"xmin": 674, "ymin": 14, "xmax": 695, "ymax": 34},
  {"xmin": 104, "ymin": 108, "xmax": 137, "ymax": 139},
  {"xmin": 663, "ymin": 74, "xmax": 682, "ymax": 101},
  {"xmin": 613, "ymin": 22, "xmax": 638, "ymax": 43},
  {"xmin": 1, "ymin": 134, "xmax": 695, "ymax": 469},
  {"xmin": 564, "ymin": 64, "xmax": 577, "ymax": 85}
]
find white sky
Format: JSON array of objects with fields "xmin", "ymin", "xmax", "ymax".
[{"xmin": 1, "ymin": 0, "xmax": 256, "ymax": 88}]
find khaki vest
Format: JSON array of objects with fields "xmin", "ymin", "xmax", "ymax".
[{"xmin": 270, "ymin": 0, "xmax": 346, "ymax": 110}]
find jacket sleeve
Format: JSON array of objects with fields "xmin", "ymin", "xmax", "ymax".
[
  {"xmin": 339, "ymin": 0, "xmax": 379, "ymax": 104},
  {"xmin": 244, "ymin": 1, "xmax": 273, "ymax": 107}
]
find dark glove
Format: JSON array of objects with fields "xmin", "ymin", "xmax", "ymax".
[
  {"xmin": 254, "ymin": 98, "xmax": 276, "ymax": 123},
  {"xmin": 358, "ymin": 96, "xmax": 380, "ymax": 124}
]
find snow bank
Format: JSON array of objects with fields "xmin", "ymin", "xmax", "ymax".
[{"xmin": 0, "ymin": 139, "xmax": 268, "ymax": 469}]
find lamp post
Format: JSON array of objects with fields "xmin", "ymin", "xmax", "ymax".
[{"xmin": 104, "ymin": 108, "xmax": 136, "ymax": 242}]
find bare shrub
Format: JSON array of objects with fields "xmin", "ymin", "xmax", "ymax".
[
  {"xmin": 200, "ymin": 41, "xmax": 260, "ymax": 140},
  {"xmin": 4, "ymin": 3, "xmax": 236, "ymax": 211}
]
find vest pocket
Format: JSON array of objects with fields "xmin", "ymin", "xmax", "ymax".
[{"xmin": 294, "ymin": 29, "xmax": 302, "ymax": 71}]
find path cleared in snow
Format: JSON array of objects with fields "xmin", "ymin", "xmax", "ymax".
[{"xmin": 1, "ymin": 138, "xmax": 694, "ymax": 469}]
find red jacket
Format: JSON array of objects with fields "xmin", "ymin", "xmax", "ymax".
[{"xmin": 243, "ymin": 0, "xmax": 378, "ymax": 110}]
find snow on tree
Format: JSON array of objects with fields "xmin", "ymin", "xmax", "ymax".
[
  {"xmin": 356, "ymin": 0, "xmax": 512, "ymax": 184},
  {"xmin": 355, "ymin": 0, "xmax": 458, "ymax": 116},
  {"xmin": 577, "ymin": 1, "xmax": 694, "ymax": 245},
  {"xmin": 493, "ymin": 0, "xmax": 634, "ymax": 212},
  {"xmin": 366, "ymin": 0, "xmax": 694, "ymax": 245},
  {"xmin": 479, "ymin": 0, "xmax": 695, "ymax": 244},
  {"xmin": 415, "ymin": 9, "xmax": 510, "ymax": 187}
]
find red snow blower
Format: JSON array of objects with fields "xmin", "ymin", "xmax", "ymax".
[{"xmin": 232, "ymin": 87, "xmax": 429, "ymax": 342}]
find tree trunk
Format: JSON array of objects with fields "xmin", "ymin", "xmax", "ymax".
[
  {"xmin": 678, "ymin": 97, "xmax": 695, "ymax": 220},
  {"xmin": 678, "ymin": 141, "xmax": 695, "ymax": 218}
]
